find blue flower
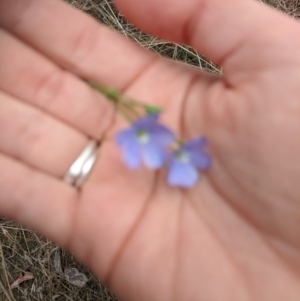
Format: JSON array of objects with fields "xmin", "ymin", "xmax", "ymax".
[
  {"xmin": 116, "ymin": 114, "xmax": 175, "ymax": 169},
  {"xmin": 167, "ymin": 137, "xmax": 211, "ymax": 188}
]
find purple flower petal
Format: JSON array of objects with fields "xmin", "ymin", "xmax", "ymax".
[
  {"xmin": 142, "ymin": 144, "xmax": 166, "ymax": 169},
  {"xmin": 190, "ymin": 152, "xmax": 212, "ymax": 169},
  {"xmin": 150, "ymin": 125, "xmax": 175, "ymax": 146},
  {"xmin": 123, "ymin": 143, "xmax": 141, "ymax": 169},
  {"xmin": 116, "ymin": 114, "xmax": 178, "ymax": 171},
  {"xmin": 116, "ymin": 128, "xmax": 135, "ymax": 147},
  {"xmin": 167, "ymin": 160, "xmax": 199, "ymax": 188},
  {"xmin": 183, "ymin": 137, "xmax": 208, "ymax": 151},
  {"xmin": 133, "ymin": 114, "xmax": 159, "ymax": 128}
]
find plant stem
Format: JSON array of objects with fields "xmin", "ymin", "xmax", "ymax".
[{"xmin": 88, "ymin": 81, "xmax": 162, "ymax": 121}]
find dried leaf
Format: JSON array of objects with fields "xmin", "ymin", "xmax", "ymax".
[
  {"xmin": 54, "ymin": 250, "xmax": 63, "ymax": 276},
  {"xmin": 64, "ymin": 267, "xmax": 88, "ymax": 287},
  {"xmin": 10, "ymin": 272, "xmax": 34, "ymax": 289}
]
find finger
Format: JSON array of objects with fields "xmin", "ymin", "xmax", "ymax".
[
  {"xmin": 0, "ymin": 0, "xmax": 156, "ymax": 90},
  {"xmin": 0, "ymin": 90, "xmax": 88, "ymax": 176},
  {"xmin": 114, "ymin": 0, "xmax": 300, "ymax": 77},
  {"xmin": 0, "ymin": 28, "xmax": 113, "ymax": 139},
  {"xmin": 0, "ymin": 152, "xmax": 76, "ymax": 247}
]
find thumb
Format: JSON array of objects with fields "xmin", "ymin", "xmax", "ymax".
[{"xmin": 115, "ymin": 0, "xmax": 300, "ymax": 83}]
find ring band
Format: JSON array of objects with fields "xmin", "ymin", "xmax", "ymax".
[{"xmin": 64, "ymin": 140, "xmax": 98, "ymax": 188}]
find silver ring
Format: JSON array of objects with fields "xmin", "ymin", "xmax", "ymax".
[{"xmin": 64, "ymin": 140, "xmax": 98, "ymax": 188}]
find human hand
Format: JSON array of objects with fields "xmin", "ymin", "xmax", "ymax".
[{"xmin": 1, "ymin": 0, "xmax": 300, "ymax": 300}]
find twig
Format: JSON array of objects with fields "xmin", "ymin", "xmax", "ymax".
[
  {"xmin": 0, "ymin": 242, "xmax": 16, "ymax": 301},
  {"xmin": 0, "ymin": 279, "xmax": 14, "ymax": 301}
]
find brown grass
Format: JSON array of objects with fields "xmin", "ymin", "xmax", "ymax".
[{"xmin": 1, "ymin": 0, "xmax": 300, "ymax": 300}]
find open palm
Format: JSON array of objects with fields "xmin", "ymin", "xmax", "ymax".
[{"xmin": 1, "ymin": 0, "xmax": 300, "ymax": 300}]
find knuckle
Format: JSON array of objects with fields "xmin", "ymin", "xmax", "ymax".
[
  {"xmin": 68, "ymin": 24, "xmax": 99, "ymax": 72},
  {"xmin": 16, "ymin": 112, "xmax": 45, "ymax": 156},
  {"xmin": 33, "ymin": 68, "xmax": 68, "ymax": 110}
]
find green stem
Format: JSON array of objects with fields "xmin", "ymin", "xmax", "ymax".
[
  {"xmin": 88, "ymin": 81, "xmax": 162, "ymax": 121},
  {"xmin": 116, "ymin": 105, "xmax": 134, "ymax": 123}
]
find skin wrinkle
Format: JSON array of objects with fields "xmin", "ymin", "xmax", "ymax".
[
  {"xmin": 216, "ymin": 27, "xmax": 261, "ymax": 82},
  {"xmin": 3, "ymin": 99, "xmax": 52, "ymax": 170},
  {"xmin": 103, "ymin": 171, "xmax": 160, "ymax": 285},
  {"xmin": 32, "ymin": 64, "xmax": 65, "ymax": 112},
  {"xmin": 263, "ymin": 231, "xmax": 300, "ymax": 278},
  {"xmin": 119, "ymin": 55, "xmax": 160, "ymax": 96},
  {"xmin": 194, "ymin": 1, "xmax": 242, "ymax": 67},
  {"xmin": 67, "ymin": 23, "xmax": 101, "ymax": 73},
  {"xmin": 221, "ymin": 141, "xmax": 300, "ymax": 247},
  {"xmin": 267, "ymin": 235, "xmax": 300, "ymax": 277},
  {"xmin": 16, "ymin": 112, "xmax": 44, "ymax": 156},
  {"xmin": 182, "ymin": 75, "xmax": 226, "ymax": 138},
  {"xmin": 182, "ymin": 0, "xmax": 245, "ymax": 70},
  {"xmin": 93, "ymin": 102, "xmax": 117, "ymax": 141},
  {"xmin": 181, "ymin": 0, "xmax": 211, "ymax": 54},
  {"xmin": 171, "ymin": 198, "xmax": 184, "ymax": 301},
  {"xmin": 177, "ymin": 72, "xmax": 203, "ymax": 139},
  {"xmin": 208, "ymin": 89, "xmax": 246, "ymax": 136},
  {"xmin": 222, "ymin": 26, "xmax": 300, "ymax": 88},
  {"xmin": 205, "ymin": 164, "xmax": 300, "ymax": 280},
  {"xmin": 186, "ymin": 193, "xmax": 251, "ymax": 300}
]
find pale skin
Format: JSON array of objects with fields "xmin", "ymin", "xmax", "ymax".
[{"xmin": 1, "ymin": 0, "xmax": 300, "ymax": 299}]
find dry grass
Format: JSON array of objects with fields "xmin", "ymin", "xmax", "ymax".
[
  {"xmin": 0, "ymin": 220, "xmax": 116, "ymax": 301},
  {"xmin": 1, "ymin": 0, "xmax": 300, "ymax": 300}
]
